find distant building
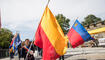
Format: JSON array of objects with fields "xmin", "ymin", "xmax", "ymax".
[{"xmin": 80, "ymin": 21, "xmax": 105, "ymax": 47}]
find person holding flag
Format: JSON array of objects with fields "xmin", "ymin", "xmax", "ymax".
[
  {"xmin": 9, "ymin": 33, "xmax": 22, "ymax": 59},
  {"xmin": 22, "ymin": 39, "xmax": 30, "ymax": 59},
  {"xmin": 22, "ymin": 39, "xmax": 35, "ymax": 60}
]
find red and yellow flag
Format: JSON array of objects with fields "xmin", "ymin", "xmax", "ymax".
[{"xmin": 34, "ymin": 6, "xmax": 67, "ymax": 60}]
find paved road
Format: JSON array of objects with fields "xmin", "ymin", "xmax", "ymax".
[
  {"xmin": 64, "ymin": 53, "xmax": 105, "ymax": 60},
  {"xmin": 64, "ymin": 47, "xmax": 105, "ymax": 60},
  {"xmin": 1, "ymin": 47, "xmax": 105, "ymax": 60}
]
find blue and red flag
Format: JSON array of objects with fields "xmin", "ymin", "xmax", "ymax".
[
  {"xmin": 67, "ymin": 20, "xmax": 93, "ymax": 48},
  {"xmin": 9, "ymin": 33, "xmax": 21, "ymax": 55}
]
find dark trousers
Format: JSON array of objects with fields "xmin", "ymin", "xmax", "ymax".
[{"xmin": 59, "ymin": 55, "xmax": 64, "ymax": 60}]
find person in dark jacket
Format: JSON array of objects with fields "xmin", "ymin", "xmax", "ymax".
[
  {"xmin": 18, "ymin": 44, "xmax": 22, "ymax": 60},
  {"xmin": 22, "ymin": 39, "xmax": 35, "ymax": 60}
]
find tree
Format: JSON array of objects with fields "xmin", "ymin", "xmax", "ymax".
[
  {"xmin": 82, "ymin": 14, "xmax": 102, "ymax": 26},
  {"xmin": 0, "ymin": 28, "xmax": 13, "ymax": 49},
  {"xmin": 55, "ymin": 14, "xmax": 70, "ymax": 34}
]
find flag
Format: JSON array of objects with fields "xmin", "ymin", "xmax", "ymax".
[
  {"xmin": 67, "ymin": 20, "xmax": 93, "ymax": 48},
  {"xmin": 9, "ymin": 33, "xmax": 21, "ymax": 55},
  {"xmin": 34, "ymin": 6, "xmax": 67, "ymax": 60},
  {"xmin": 88, "ymin": 27, "xmax": 105, "ymax": 35}
]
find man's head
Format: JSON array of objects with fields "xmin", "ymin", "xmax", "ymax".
[{"xmin": 25, "ymin": 39, "xmax": 30, "ymax": 46}]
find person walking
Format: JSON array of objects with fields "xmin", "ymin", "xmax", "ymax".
[{"xmin": 22, "ymin": 39, "xmax": 35, "ymax": 60}]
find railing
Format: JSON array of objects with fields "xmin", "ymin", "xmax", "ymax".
[{"xmin": 0, "ymin": 49, "xmax": 9, "ymax": 59}]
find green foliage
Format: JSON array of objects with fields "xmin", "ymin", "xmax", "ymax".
[
  {"xmin": 82, "ymin": 14, "xmax": 102, "ymax": 26},
  {"xmin": 56, "ymin": 14, "xmax": 70, "ymax": 34},
  {"xmin": 0, "ymin": 28, "xmax": 13, "ymax": 49}
]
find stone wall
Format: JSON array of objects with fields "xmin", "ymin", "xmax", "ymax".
[
  {"xmin": 84, "ymin": 20, "xmax": 105, "ymax": 38},
  {"xmin": 80, "ymin": 21, "xmax": 105, "ymax": 47}
]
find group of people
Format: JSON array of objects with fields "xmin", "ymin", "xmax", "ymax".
[
  {"xmin": 9, "ymin": 39, "xmax": 38, "ymax": 60},
  {"xmin": 9, "ymin": 39, "xmax": 65, "ymax": 60}
]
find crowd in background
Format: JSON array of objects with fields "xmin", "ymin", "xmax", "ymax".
[{"xmin": 9, "ymin": 39, "xmax": 42, "ymax": 60}]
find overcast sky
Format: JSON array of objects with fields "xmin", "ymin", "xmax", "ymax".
[{"xmin": 0, "ymin": 0, "xmax": 105, "ymax": 41}]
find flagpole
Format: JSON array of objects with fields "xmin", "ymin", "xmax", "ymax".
[
  {"xmin": 25, "ymin": 35, "xmax": 35, "ymax": 60},
  {"xmin": 46, "ymin": 0, "xmax": 50, "ymax": 7}
]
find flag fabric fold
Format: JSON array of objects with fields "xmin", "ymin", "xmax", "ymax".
[
  {"xmin": 34, "ymin": 6, "xmax": 67, "ymax": 60},
  {"xmin": 67, "ymin": 20, "xmax": 93, "ymax": 48}
]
